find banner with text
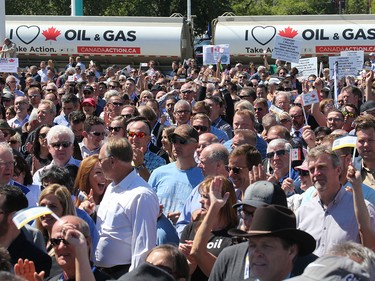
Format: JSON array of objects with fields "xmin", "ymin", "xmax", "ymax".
[
  {"xmin": 272, "ymin": 35, "xmax": 302, "ymax": 63},
  {"xmin": 0, "ymin": 58, "xmax": 19, "ymax": 73}
]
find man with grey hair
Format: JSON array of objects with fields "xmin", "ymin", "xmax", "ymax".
[
  {"xmin": 32, "ymin": 125, "xmax": 80, "ymax": 186},
  {"xmin": 0, "ymin": 38, "xmax": 17, "ymax": 58},
  {"xmin": 4, "ymin": 75, "xmax": 24, "ymax": 97},
  {"xmin": 176, "ymin": 143, "xmax": 229, "ymax": 236},
  {"xmin": 297, "ymin": 145, "xmax": 375, "ymax": 257},
  {"xmin": 274, "ymin": 91, "xmax": 291, "ymax": 112},
  {"xmin": 37, "ymin": 99, "xmax": 56, "ymax": 126},
  {"xmin": 266, "ymin": 139, "xmax": 301, "ymax": 195},
  {"xmin": 95, "ymin": 138, "xmax": 159, "ymax": 278},
  {"xmin": 173, "ymin": 99, "xmax": 191, "ymax": 126}
]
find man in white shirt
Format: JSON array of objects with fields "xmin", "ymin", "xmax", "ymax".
[{"xmin": 95, "ymin": 137, "xmax": 159, "ymax": 278}]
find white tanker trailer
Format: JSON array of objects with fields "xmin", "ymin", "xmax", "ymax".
[
  {"xmin": 212, "ymin": 14, "xmax": 375, "ymax": 64},
  {"xmin": 4, "ymin": 15, "xmax": 194, "ymax": 65}
]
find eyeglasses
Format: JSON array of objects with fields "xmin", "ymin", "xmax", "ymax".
[
  {"xmin": 119, "ymin": 79, "xmax": 125, "ymax": 82},
  {"xmin": 290, "ymin": 114, "xmax": 303, "ymax": 119},
  {"xmin": 29, "ymin": 94, "xmax": 40, "ymax": 98},
  {"xmin": 50, "ymin": 141, "xmax": 72, "ymax": 149},
  {"xmin": 50, "ymin": 238, "xmax": 69, "ymax": 247},
  {"xmin": 266, "ymin": 149, "xmax": 287, "ymax": 159},
  {"xmin": 39, "ymin": 133, "xmax": 48, "ymax": 139},
  {"xmin": 109, "ymin": 85, "xmax": 117, "ymax": 89},
  {"xmin": 15, "ymin": 101, "xmax": 28, "ymax": 106},
  {"xmin": 0, "ymin": 160, "xmax": 15, "ymax": 167},
  {"xmin": 174, "ymin": 110, "xmax": 190, "ymax": 115},
  {"xmin": 193, "ymin": 125, "xmax": 208, "ymax": 132},
  {"xmin": 46, "ymin": 89, "xmax": 56, "ymax": 93},
  {"xmin": 298, "ymin": 170, "xmax": 310, "ymax": 177},
  {"xmin": 121, "ymin": 114, "xmax": 133, "ymax": 118},
  {"xmin": 90, "ymin": 131, "xmax": 106, "ymax": 137},
  {"xmin": 170, "ymin": 135, "xmax": 195, "ymax": 145},
  {"xmin": 225, "ymin": 165, "xmax": 244, "ymax": 174},
  {"xmin": 238, "ymin": 208, "xmax": 255, "ymax": 220},
  {"xmin": 181, "ymin": 90, "xmax": 194, "ymax": 94},
  {"xmin": 342, "ymin": 111, "xmax": 356, "ymax": 118},
  {"xmin": 239, "ymin": 95, "xmax": 250, "ymax": 99},
  {"xmin": 83, "ymin": 91, "xmax": 92, "ymax": 95},
  {"xmin": 109, "ymin": 126, "xmax": 123, "ymax": 132},
  {"xmin": 128, "ymin": 131, "xmax": 147, "ymax": 138},
  {"xmin": 98, "ymin": 156, "xmax": 112, "ymax": 165},
  {"xmin": 279, "ymin": 72, "xmax": 286, "ymax": 75},
  {"xmin": 111, "ymin": 102, "xmax": 124, "ymax": 107},
  {"xmin": 58, "ymin": 92, "xmax": 65, "ymax": 97},
  {"xmin": 327, "ymin": 117, "xmax": 343, "ymax": 122},
  {"xmin": 8, "ymin": 140, "xmax": 18, "ymax": 145},
  {"xmin": 254, "ymin": 107, "xmax": 263, "ymax": 112},
  {"xmin": 8, "ymin": 80, "xmax": 16, "ymax": 84}
]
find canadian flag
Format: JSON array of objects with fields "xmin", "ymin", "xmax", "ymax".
[
  {"xmin": 302, "ymin": 90, "xmax": 321, "ymax": 106},
  {"xmin": 290, "ymin": 148, "xmax": 302, "ymax": 161}
]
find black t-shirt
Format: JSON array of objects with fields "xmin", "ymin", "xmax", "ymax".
[{"xmin": 180, "ymin": 221, "xmax": 234, "ymax": 281}]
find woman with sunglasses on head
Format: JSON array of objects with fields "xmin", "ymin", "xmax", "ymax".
[
  {"xmin": 25, "ymin": 124, "xmax": 53, "ymax": 175},
  {"xmin": 179, "ymin": 176, "xmax": 238, "ymax": 281},
  {"xmin": 35, "ymin": 184, "xmax": 77, "ymax": 257}
]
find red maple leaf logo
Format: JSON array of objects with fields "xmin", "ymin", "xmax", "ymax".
[
  {"xmin": 42, "ymin": 27, "xmax": 61, "ymax": 41},
  {"xmin": 9, "ymin": 59, "xmax": 15, "ymax": 62},
  {"xmin": 278, "ymin": 27, "xmax": 298, "ymax": 38}
]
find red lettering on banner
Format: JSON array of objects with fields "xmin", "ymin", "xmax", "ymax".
[
  {"xmin": 77, "ymin": 46, "xmax": 140, "ymax": 54},
  {"xmin": 316, "ymin": 45, "xmax": 375, "ymax": 53}
]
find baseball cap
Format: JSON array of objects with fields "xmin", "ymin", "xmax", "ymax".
[
  {"xmin": 295, "ymin": 160, "xmax": 308, "ymax": 171},
  {"xmin": 82, "ymin": 98, "xmax": 96, "ymax": 107},
  {"xmin": 83, "ymin": 85, "xmax": 94, "ymax": 93},
  {"xmin": 369, "ymin": 52, "xmax": 375, "ymax": 56},
  {"xmin": 2, "ymin": 92, "xmax": 15, "ymax": 100},
  {"xmin": 233, "ymin": 181, "xmax": 287, "ymax": 209},
  {"xmin": 360, "ymin": 100, "xmax": 375, "ymax": 113},
  {"xmin": 288, "ymin": 255, "xmax": 370, "ymax": 281},
  {"xmin": 268, "ymin": 78, "xmax": 281, "ymax": 85},
  {"xmin": 169, "ymin": 124, "xmax": 199, "ymax": 142}
]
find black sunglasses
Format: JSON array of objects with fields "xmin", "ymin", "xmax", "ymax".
[
  {"xmin": 193, "ymin": 125, "xmax": 208, "ymax": 132},
  {"xmin": 170, "ymin": 135, "xmax": 194, "ymax": 145},
  {"xmin": 298, "ymin": 170, "xmax": 309, "ymax": 177},
  {"xmin": 50, "ymin": 238, "xmax": 69, "ymax": 247},
  {"xmin": 121, "ymin": 114, "xmax": 133, "ymax": 118},
  {"xmin": 225, "ymin": 165, "xmax": 244, "ymax": 174},
  {"xmin": 111, "ymin": 102, "xmax": 124, "ymax": 107},
  {"xmin": 50, "ymin": 141, "xmax": 72, "ymax": 149},
  {"xmin": 266, "ymin": 149, "xmax": 287, "ymax": 159},
  {"xmin": 109, "ymin": 126, "xmax": 122, "ymax": 132}
]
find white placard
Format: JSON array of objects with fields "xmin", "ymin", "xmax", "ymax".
[
  {"xmin": 271, "ymin": 35, "xmax": 302, "ymax": 63},
  {"xmin": 291, "ymin": 57, "xmax": 318, "ymax": 78},
  {"xmin": 203, "ymin": 44, "xmax": 230, "ymax": 65},
  {"xmin": 329, "ymin": 56, "xmax": 359, "ymax": 79},
  {"xmin": 0, "ymin": 58, "xmax": 19, "ymax": 73},
  {"xmin": 340, "ymin": 50, "xmax": 364, "ymax": 71}
]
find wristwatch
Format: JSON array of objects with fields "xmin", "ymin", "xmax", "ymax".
[{"xmin": 136, "ymin": 164, "xmax": 146, "ymax": 171}]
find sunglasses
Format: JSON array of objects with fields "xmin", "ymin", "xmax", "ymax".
[
  {"xmin": 8, "ymin": 140, "xmax": 18, "ymax": 144},
  {"xmin": 342, "ymin": 111, "xmax": 356, "ymax": 118},
  {"xmin": 109, "ymin": 126, "xmax": 123, "ymax": 132},
  {"xmin": 29, "ymin": 94, "xmax": 40, "ymax": 98},
  {"xmin": 181, "ymin": 90, "xmax": 193, "ymax": 94},
  {"xmin": 50, "ymin": 238, "xmax": 69, "ymax": 247},
  {"xmin": 266, "ymin": 149, "xmax": 287, "ymax": 159},
  {"xmin": 254, "ymin": 107, "xmax": 263, "ymax": 112},
  {"xmin": 50, "ymin": 141, "xmax": 72, "ymax": 149},
  {"xmin": 90, "ymin": 131, "xmax": 106, "ymax": 137},
  {"xmin": 83, "ymin": 91, "xmax": 92, "ymax": 95},
  {"xmin": 298, "ymin": 170, "xmax": 310, "ymax": 177},
  {"xmin": 225, "ymin": 165, "xmax": 244, "ymax": 174},
  {"xmin": 121, "ymin": 114, "xmax": 133, "ymax": 118},
  {"xmin": 170, "ymin": 135, "xmax": 195, "ymax": 145},
  {"xmin": 193, "ymin": 125, "xmax": 208, "ymax": 132},
  {"xmin": 46, "ymin": 89, "xmax": 56, "ymax": 93},
  {"xmin": 111, "ymin": 102, "xmax": 124, "ymax": 107},
  {"xmin": 39, "ymin": 133, "xmax": 48, "ymax": 139},
  {"xmin": 128, "ymin": 131, "xmax": 147, "ymax": 138}
]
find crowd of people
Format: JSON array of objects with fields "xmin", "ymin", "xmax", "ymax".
[{"xmin": 0, "ymin": 50, "xmax": 375, "ymax": 281}]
